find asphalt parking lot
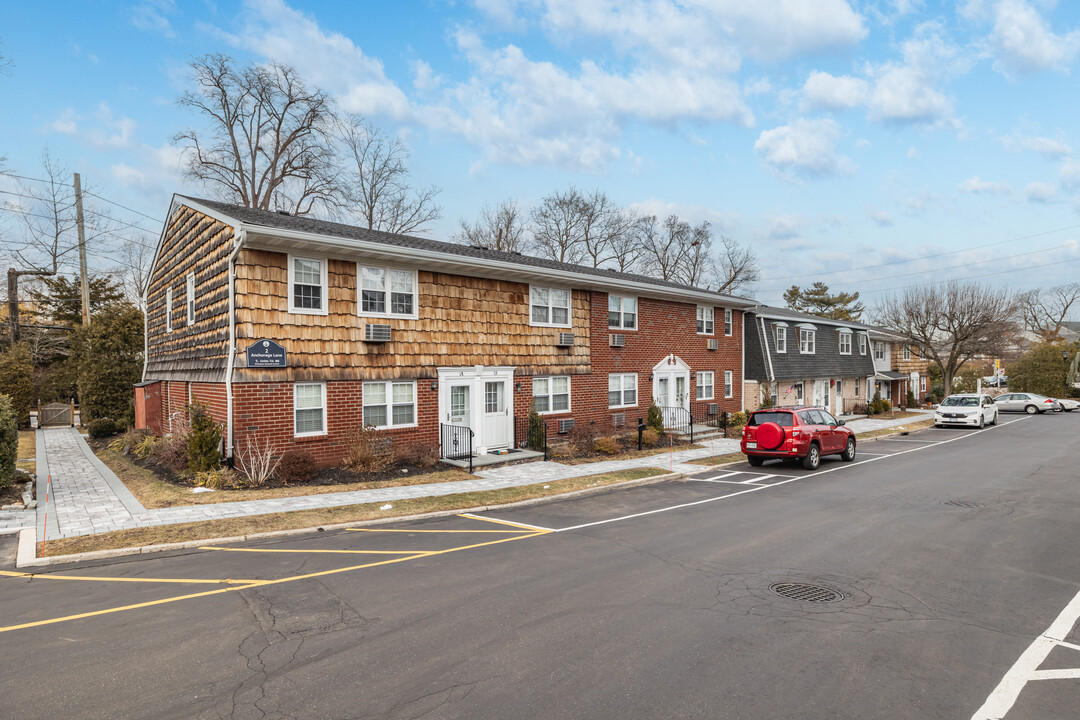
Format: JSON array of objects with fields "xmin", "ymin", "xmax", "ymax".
[{"xmin": 2, "ymin": 413, "xmax": 1080, "ymax": 719}]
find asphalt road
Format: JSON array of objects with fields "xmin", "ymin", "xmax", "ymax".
[{"xmin": 2, "ymin": 412, "xmax": 1080, "ymax": 719}]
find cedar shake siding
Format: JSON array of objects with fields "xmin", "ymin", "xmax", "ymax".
[
  {"xmin": 145, "ymin": 205, "xmax": 233, "ymax": 382},
  {"xmin": 233, "ymin": 250, "xmax": 591, "ymax": 383}
]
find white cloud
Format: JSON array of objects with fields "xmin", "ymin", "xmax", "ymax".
[
  {"xmin": 965, "ymin": 0, "xmax": 1080, "ymax": 74},
  {"xmin": 1025, "ymin": 181, "xmax": 1057, "ymax": 202},
  {"xmin": 761, "ymin": 213, "xmax": 803, "ymax": 240},
  {"xmin": 866, "ymin": 23, "xmax": 960, "ymax": 125},
  {"xmin": 802, "ymin": 71, "xmax": 868, "ymax": 110},
  {"xmin": 130, "ymin": 0, "xmax": 177, "ymax": 37},
  {"xmin": 753, "ymin": 118, "xmax": 853, "ymax": 179},
  {"xmin": 871, "ymin": 210, "xmax": 894, "ymax": 226},
  {"xmin": 48, "ymin": 103, "xmax": 137, "ymax": 149},
  {"xmin": 1002, "ymin": 132, "xmax": 1073, "ymax": 158},
  {"xmin": 907, "ymin": 146, "xmax": 920, "ymax": 159},
  {"xmin": 958, "ymin": 175, "xmax": 1012, "ymax": 194},
  {"xmin": 1059, "ymin": 159, "xmax": 1080, "ymax": 189}
]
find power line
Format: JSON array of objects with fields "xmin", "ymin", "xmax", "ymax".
[
  {"xmin": 854, "ymin": 254, "xmax": 1080, "ymax": 297},
  {"xmin": 81, "ymin": 189, "xmax": 164, "ymax": 224},
  {"xmin": 80, "ymin": 205, "xmax": 160, "ymax": 235},
  {"xmin": 761, "ymin": 222, "xmax": 1080, "ymax": 285},
  {"xmin": 757, "ymin": 239, "xmax": 1080, "ymax": 293}
]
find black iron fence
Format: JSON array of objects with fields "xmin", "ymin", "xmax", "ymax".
[
  {"xmin": 514, "ymin": 415, "xmax": 549, "ymax": 461},
  {"xmin": 660, "ymin": 407, "xmax": 738, "ymax": 443},
  {"xmin": 439, "ymin": 422, "xmax": 474, "ymax": 473}
]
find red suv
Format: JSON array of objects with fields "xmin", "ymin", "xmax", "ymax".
[{"xmin": 741, "ymin": 406, "xmax": 856, "ymax": 470}]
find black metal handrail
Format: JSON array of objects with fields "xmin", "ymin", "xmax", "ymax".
[
  {"xmin": 514, "ymin": 415, "xmax": 549, "ymax": 461},
  {"xmin": 660, "ymin": 406, "xmax": 695, "ymax": 443},
  {"xmin": 440, "ymin": 422, "xmax": 474, "ymax": 473}
]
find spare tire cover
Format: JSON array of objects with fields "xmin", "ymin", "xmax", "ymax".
[{"xmin": 756, "ymin": 421, "xmax": 785, "ymax": 450}]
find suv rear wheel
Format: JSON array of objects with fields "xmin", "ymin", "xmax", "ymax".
[
  {"xmin": 747, "ymin": 456, "xmax": 764, "ymax": 467},
  {"xmin": 801, "ymin": 443, "xmax": 821, "ymax": 470}
]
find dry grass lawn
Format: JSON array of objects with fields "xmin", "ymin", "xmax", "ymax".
[
  {"xmin": 39, "ymin": 466, "xmax": 667, "ymax": 557},
  {"xmin": 553, "ymin": 441, "xmax": 702, "ymax": 465},
  {"xmin": 17, "ymin": 430, "xmax": 35, "ymax": 476},
  {"xmin": 96, "ymin": 447, "xmax": 477, "ymax": 509}
]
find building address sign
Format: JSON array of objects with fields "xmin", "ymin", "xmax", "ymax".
[{"xmin": 246, "ymin": 339, "xmax": 287, "ymax": 368}]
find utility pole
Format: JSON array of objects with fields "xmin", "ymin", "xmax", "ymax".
[
  {"xmin": 74, "ymin": 172, "xmax": 90, "ymax": 326},
  {"xmin": 6, "ymin": 268, "xmax": 18, "ymax": 344}
]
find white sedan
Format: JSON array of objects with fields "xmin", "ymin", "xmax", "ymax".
[
  {"xmin": 1056, "ymin": 397, "xmax": 1079, "ymax": 412},
  {"xmin": 935, "ymin": 394, "xmax": 999, "ymax": 428}
]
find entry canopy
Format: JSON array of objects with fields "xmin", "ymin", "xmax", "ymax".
[{"xmin": 874, "ymin": 370, "xmax": 908, "ymax": 381}]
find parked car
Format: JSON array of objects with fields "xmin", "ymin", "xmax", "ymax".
[
  {"xmin": 1055, "ymin": 397, "xmax": 1079, "ymax": 412},
  {"xmin": 983, "ymin": 376, "xmax": 1007, "ymax": 388},
  {"xmin": 994, "ymin": 393, "xmax": 1062, "ymax": 414},
  {"xmin": 934, "ymin": 394, "xmax": 998, "ymax": 428},
  {"xmin": 741, "ymin": 406, "xmax": 856, "ymax": 470}
]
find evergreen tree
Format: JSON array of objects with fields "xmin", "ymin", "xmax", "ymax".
[
  {"xmin": 1008, "ymin": 343, "xmax": 1068, "ymax": 397},
  {"xmin": 0, "ymin": 343, "xmax": 34, "ymax": 426},
  {"xmin": 74, "ymin": 304, "xmax": 144, "ymax": 426},
  {"xmin": 783, "ymin": 282, "xmax": 865, "ymax": 321},
  {"xmin": 28, "ymin": 274, "xmax": 126, "ymax": 327}
]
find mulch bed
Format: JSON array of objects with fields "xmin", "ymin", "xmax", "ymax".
[{"xmin": 87, "ymin": 436, "xmax": 438, "ymax": 490}]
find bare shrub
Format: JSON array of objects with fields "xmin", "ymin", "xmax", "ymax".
[
  {"xmin": 566, "ymin": 423, "xmax": 597, "ymax": 455},
  {"xmin": 194, "ymin": 468, "xmax": 239, "ymax": 490},
  {"xmin": 399, "ymin": 442, "xmax": 438, "ymax": 469},
  {"xmin": 593, "ymin": 436, "xmax": 619, "ymax": 455},
  {"xmin": 343, "ymin": 426, "xmax": 394, "ymax": 474},
  {"xmin": 236, "ymin": 436, "xmax": 280, "ymax": 488},
  {"xmin": 277, "ymin": 450, "xmax": 318, "ymax": 484},
  {"xmin": 641, "ymin": 428, "xmax": 660, "ymax": 446}
]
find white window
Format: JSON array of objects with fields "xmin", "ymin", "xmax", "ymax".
[
  {"xmin": 186, "ymin": 272, "xmax": 196, "ymax": 325},
  {"xmin": 530, "ymin": 286, "xmax": 571, "ymax": 327},
  {"xmin": 724, "ymin": 370, "xmax": 733, "ymax": 399},
  {"xmin": 358, "ymin": 264, "xmax": 417, "ymax": 318},
  {"xmin": 363, "ymin": 380, "xmax": 416, "ymax": 429},
  {"xmin": 288, "ymin": 255, "xmax": 328, "ymax": 315},
  {"xmin": 165, "ymin": 287, "xmax": 173, "ymax": 332},
  {"xmin": 874, "ymin": 342, "xmax": 885, "ymax": 360},
  {"xmin": 534, "ymin": 376, "xmax": 570, "ymax": 413},
  {"xmin": 920, "ymin": 377, "xmax": 927, "ymax": 393},
  {"xmin": 858, "ymin": 333, "xmax": 867, "ymax": 355},
  {"xmin": 794, "ymin": 382, "xmax": 804, "ymax": 402},
  {"xmin": 695, "ymin": 371, "xmax": 714, "ymax": 400},
  {"xmin": 608, "ymin": 295, "xmax": 637, "ymax": 330},
  {"xmin": 697, "ymin": 306, "xmax": 714, "ymax": 335},
  {"xmin": 294, "ymin": 383, "xmax": 326, "ymax": 437},
  {"xmin": 838, "ymin": 331, "xmax": 852, "ymax": 355},
  {"xmin": 774, "ymin": 325, "xmax": 787, "ymax": 353},
  {"xmin": 903, "ymin": 344, "xmax": 911, "ymax": 360},
  {"xmin": 800, "ymin": 329, "xmax": 816, "ymax": 354},
  {"xmin": 609, "ymin": 373, "xmax": 638, "ymax": 408},
  {"xmin": 724, "ymin": 308, "xmax": 733, "ymax": 336},
  {"xmin": 855, "ymin": 379, "xmax": 860, "ymax": 397}
]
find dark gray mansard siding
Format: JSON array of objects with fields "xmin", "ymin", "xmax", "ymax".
[{"xmin": 745, "ymin": 311, "xmax": 876, "ymax": 381}]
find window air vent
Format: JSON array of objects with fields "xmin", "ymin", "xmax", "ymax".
[
  {"xmin": 707, "ymin": 338, "xmax": 719, "ymax": 351},
  {"xmin": 557, "ymin": 332, "xmax": 575, "ymax": 347},
  {"xmin": 612, "ymin": 413, "xmax": 626, "ymax": 428},
  {"xmin": 609, "ymin": 334, "xmax": 626, "ymax": 348},
  {"xmin": 364, "ymin": 324, "xmax": 392, "ymax": 342},
  {"xmin": 708, "ymin": 403, "xmax": 719, "ymax": 415},
  {"xmin": 558, "ymin": 418, "xmax": 575, "ymax": 433}
]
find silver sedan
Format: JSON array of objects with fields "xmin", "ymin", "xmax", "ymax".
[{"xmin": 994, "ymin": 393, "xmax": 1062, "ymax": 414}]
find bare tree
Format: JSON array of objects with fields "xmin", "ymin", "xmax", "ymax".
[
  {"xmin": 114, "ymin": 236, "xmax": 155, "ymax": 310},
  {"xmin": 452, "ymin": 199, "xmax": 531, "ymax": 253},
  {"xmin": 338, "ymin": 116, "xmax": 442, "ymax": 235},
  {"xmin": 530, "ymin": 187, "xmax": 589, "ymax": 265},
  {"xmin": 578, "ymin": 190, "xmax": 639, "ymax": 269},
  {"xmin": 875, "ymin": 281, "xmax": 1017, "ymax": 393},
  {"xmin": 174, "ymin": 54, "xmax": 340, "ymax": 216},
  {"xmin": 0, "ymin": 36, "xmax": 12, "ymax": 76},
  {"xmin": 608, "ymin": 213, "xmax": 647, "ymax": 273},
  {"xmin": 4, "ymin": 149, "xmax": 79, "ymax": 274},
  {"xmin": 716, "ymin": 234, "xmax": 759, "ymax": 295},
  {"xmin": 1016, "ymin": 284, "xmax": 1080, "ymax": 340},
  {"xmin": 639, "ymin": 214, "xmax": 713, "ymax": 285}
]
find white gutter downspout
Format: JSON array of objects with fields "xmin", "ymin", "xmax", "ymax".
[
  {"xmin": 225, "ymin": 226, "xmax": 246, "ymax": 463},
  {"xmin": 759, "ymin": 316, "xmax": 775, "ymax": 382}
]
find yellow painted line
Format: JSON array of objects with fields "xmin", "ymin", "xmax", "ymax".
[
  {"xmin": 0, "ymin": 532, "xmax": 550, "ymax": 634},
  {"xmin": 457, "ymin": 513, "xmax": 554, "ymax": 532},
  {"xmin": 198, "ymin": 547, "xmax": 434, "ymax": 556},
  {"xmin": 346, "ymin": 528, "xmax": 526, "ymax": 534},
  {"xmin": 0, "ymin": 570, "xmax": 256, "ymax": 585}
]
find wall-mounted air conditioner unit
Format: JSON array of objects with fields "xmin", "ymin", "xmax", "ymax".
[
  {"xmin": 609, "ymin": 334, "xmax": 625, "ymax": 348},
  {"xmin": 707, "ymin": 403, "xmax": 719, "ymax": 415},
  {"xmin": 557, "ymin": 332, "xmax": 575, "ymax": 347},
  {"xmin": 707, "ymin": 338, "xmax": 719, "ymax": 351},
  {"xmin": 558, "ymin": 418, "xmax": 575, "ymax": 433},
  {"xmin": 364, "ymin": 324, "xmax": 392, "ymax": 342},
  {"xmin": 611, "ymin": 413, "xmax": 626, "ymax": 427}
]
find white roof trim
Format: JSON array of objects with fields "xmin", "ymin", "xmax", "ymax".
[
  {"xmin": 836, "ymin": 327, "xmax": 853, "ymax": 334},
  {"xmin": 796, "ymin": 322, "xmax": 817, "ymax": 330},
  {"xmin": 772, "ymin": 321, "xmax": 789, "ymax": 327}
]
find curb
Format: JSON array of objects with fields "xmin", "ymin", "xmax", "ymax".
[{"xmin": 16, "ymin": 469, "xmax": 685, "ymax": 568}]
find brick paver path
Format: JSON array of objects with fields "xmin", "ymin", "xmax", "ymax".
[{"xmin": 33, "ymin": 411, "xmax": 933, "ymax": 541}]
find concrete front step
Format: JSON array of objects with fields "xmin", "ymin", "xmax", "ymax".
[{"xmin": 440, "ymin": 448, "xmax": 546, "ymax": 471}]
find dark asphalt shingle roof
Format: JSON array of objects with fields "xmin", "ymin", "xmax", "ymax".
[{"xmin": 183, "ymin": 196, "xmax": 754, "ymax": 304}]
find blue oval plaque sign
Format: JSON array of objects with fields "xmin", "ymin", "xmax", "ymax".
[{"xmin": 246, "ymin": 339, "xmax": 287, "ymax": 368}]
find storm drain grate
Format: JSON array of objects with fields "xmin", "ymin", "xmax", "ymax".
[{"xmin": 769, "ymin": 582, "xmax": 844, "ymax": 603}]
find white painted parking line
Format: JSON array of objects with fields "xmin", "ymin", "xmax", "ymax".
[
  {"xmin": 971, "ymin": 585, "xmax": 1080, "ymax": 719},
  {"xmin": 691, "ymin": 472, "xmax": 742, "ymax": 482},
  {"xmin": 872, "ymin": 438, "xmax": 944, "ymax": 443},
  {"xmin": 855, "ymin": 451, "xmax": 894, "ymax": 456},
  {"xmin": 741, "ymin": 474, "xmax": 774, "ymax": 484},
  {"xmin": 556, "ymin": 418, "xmax": 1029, "ymax": 535}
]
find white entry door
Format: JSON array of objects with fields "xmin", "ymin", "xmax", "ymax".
[
  {"xmin": 448, "ymin": 383, "xmax": 471, "ymax": 425},
  {"xmin": 482, "ymin": 380, "xmax": 509, "ymax": 450},
  {"xmin": 652, "ymin": 356, "xmax": 691, "ymax": 426}
]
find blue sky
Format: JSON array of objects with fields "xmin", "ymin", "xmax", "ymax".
[{"xmin": 2, "ymin": 0, "xmax": 1080, "ymax": 308}]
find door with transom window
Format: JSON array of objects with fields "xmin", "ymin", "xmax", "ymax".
[
  {"xmin": 438, "ymin": 366, "xmax": 515, "ymax": 455},
  {"xmin": 652, "ymin": 355, "xmax": 691, "ymax": 427}
]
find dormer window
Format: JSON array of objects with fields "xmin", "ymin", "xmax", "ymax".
[
  {"xmin": 798, "ymin": 323, "xmax": 816, "ymax": 354},
  {"xmin": 858, "ymin": 333, "xmax": 867, "ymax": 355},
  {"xmin": 838, "ymin": 328, "xmax": 852, "ymax": 355},
  {"xmin": 774, "ymin": 323, "xmax": 787, "ymax": 353}
]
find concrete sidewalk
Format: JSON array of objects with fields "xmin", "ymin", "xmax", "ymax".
[{"xmin": 29, "ymin": 411, "xmax": 932, "ymax": 542}]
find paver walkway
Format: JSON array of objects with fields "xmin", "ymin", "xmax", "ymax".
[{"xmin": 31, "ymin": 411, "xmax": 934, "ymax": 541}]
